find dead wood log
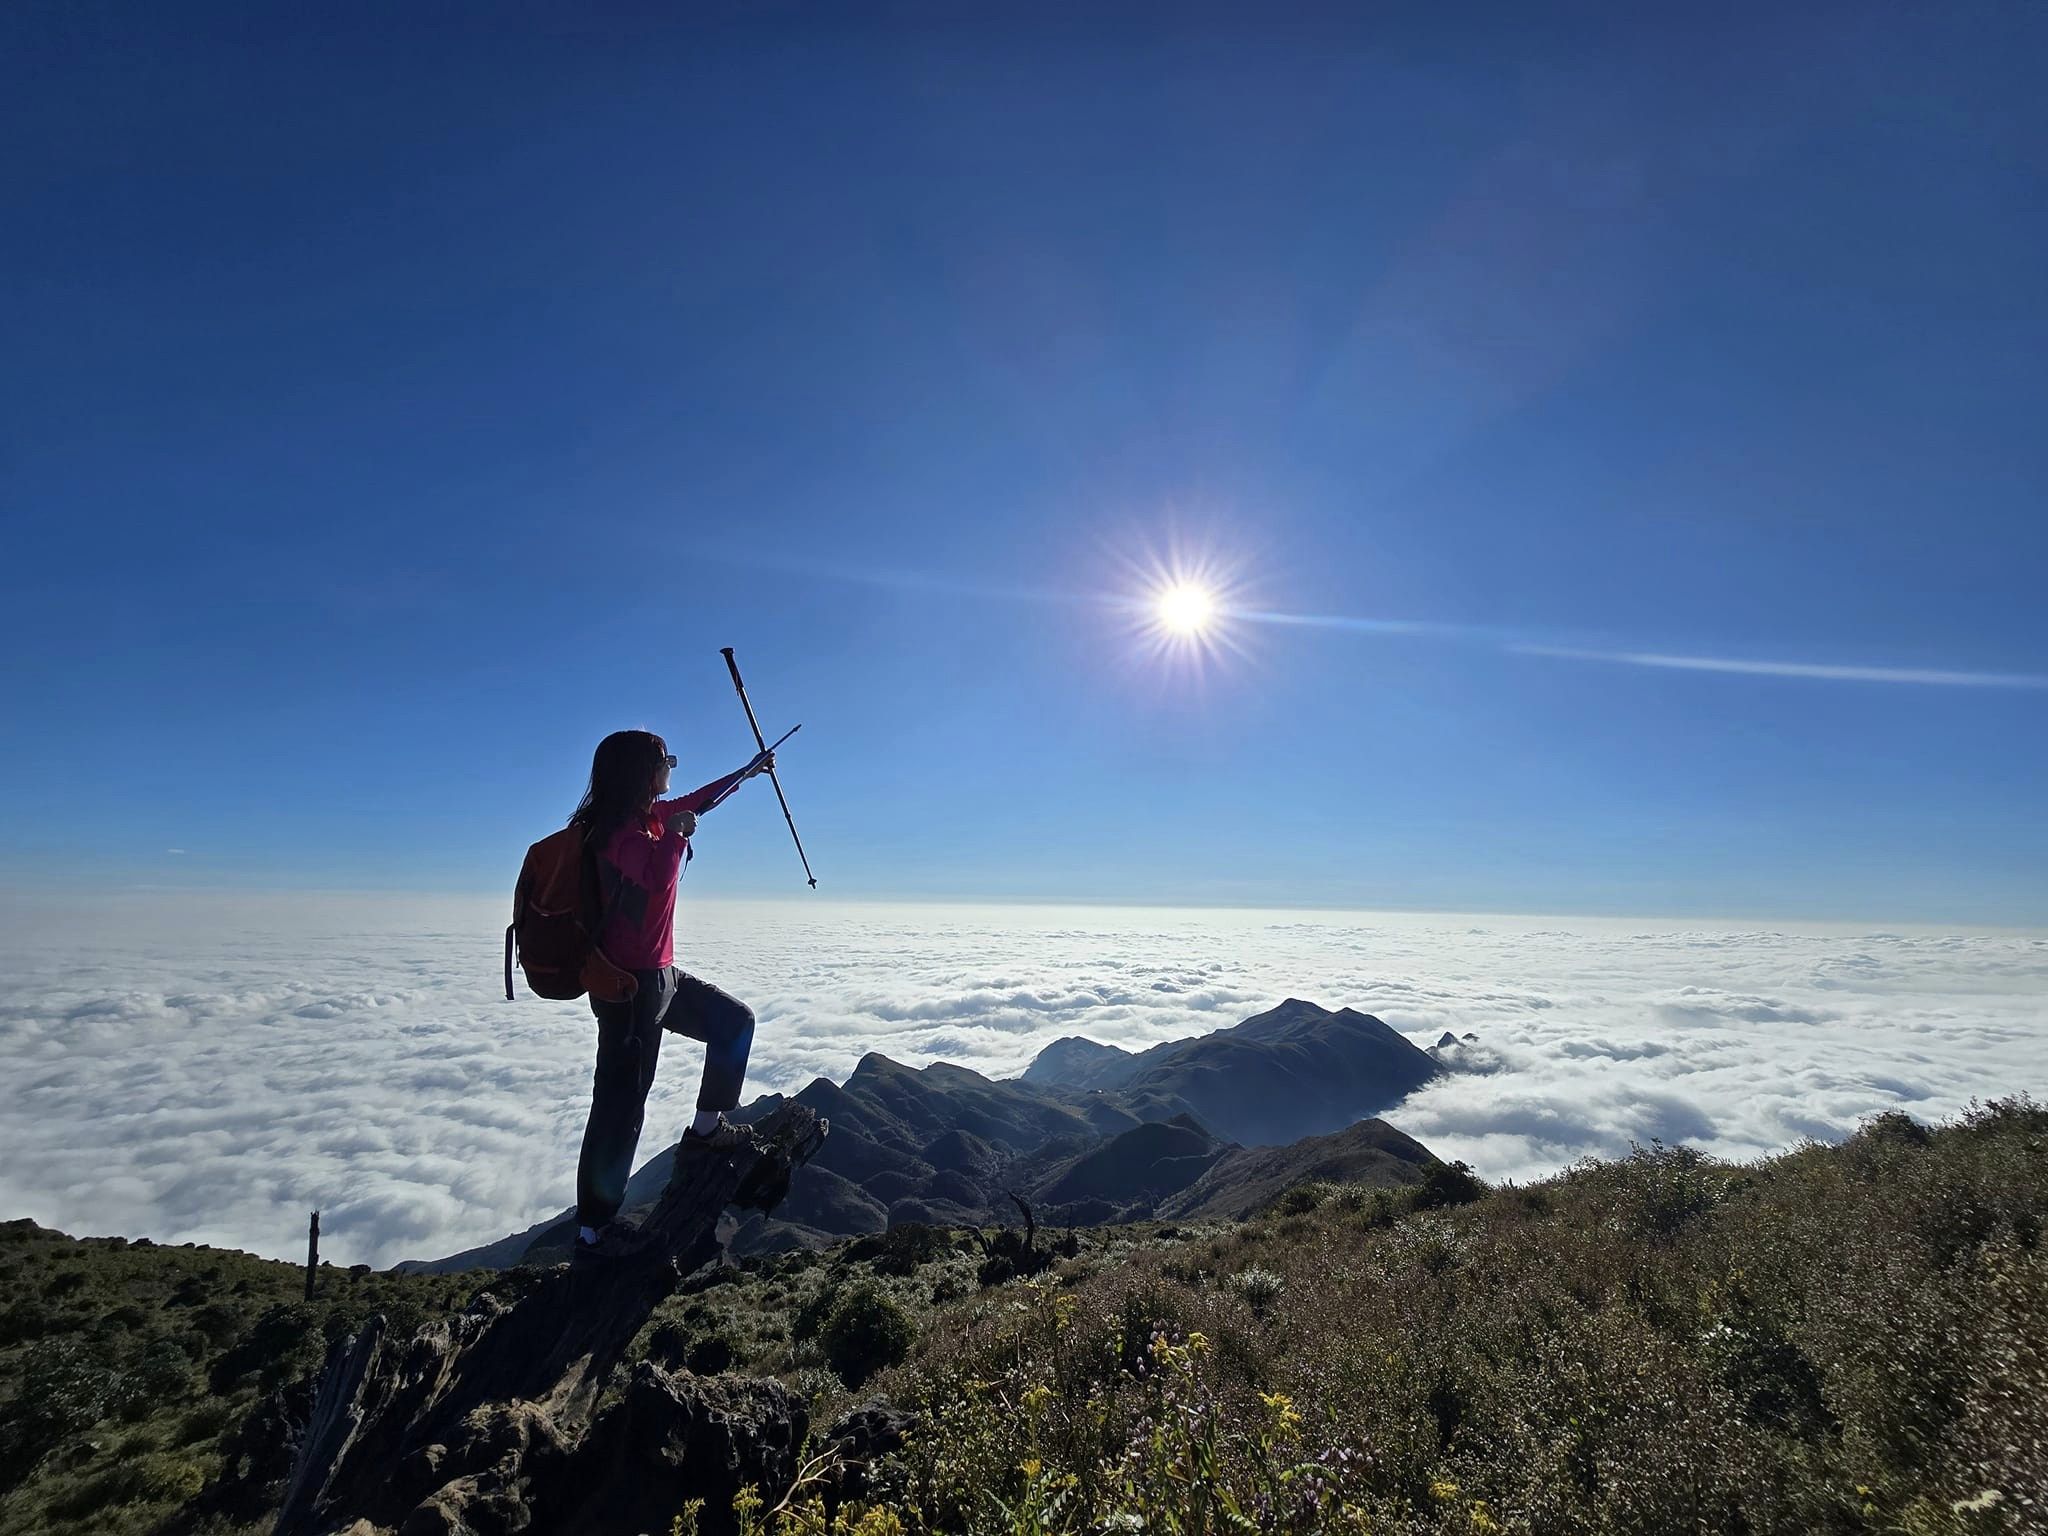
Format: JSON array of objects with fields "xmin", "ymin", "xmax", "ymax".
[{"xmin": 1007, "ymin": 1191, "xmax": 1036, "ymax": 1255}]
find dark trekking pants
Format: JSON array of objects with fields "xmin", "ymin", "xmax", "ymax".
[{"xmin": 574, "ymin": 966, "xmax": 755, "ymax": 1230}]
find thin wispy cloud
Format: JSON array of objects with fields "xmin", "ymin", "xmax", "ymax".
[
  {"xmin": 1221, "ymin": 610, "xmax": 2047, "ymax": 690},
  {"xmin": 1230, "ymin": 610, "xmax": 1484, "ymax": 640},
  {"xmin": 725, "ymin": 553, "xmax": 2044, "ymax": 694},
  {"xmin": 1510, "ymin": 644, "xmax": 2048, "ymax": 690}
]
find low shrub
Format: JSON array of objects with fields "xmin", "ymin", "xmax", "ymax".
[
  {"xmin": 111, "ymin": 1337, "xmax": 197, "ymax": 1421},
  {"xmin": 820, "ymin": 1280, "xmax": 915, "ymax": 1388},
  {"xmin": 686, "ymin": 1333, "xmax": 738, "ymax": 1376},
  {"xmin": 0, "ymin": 1339, "xmax": 118, "ymax": 1491},
  {"xmin": 1269, "ymin": 1182, "xmax": 1336, "ymax": 1217},
  {"xmin": 1411, "ymin": 1159, "xmax": 1487, "ymax": 1212},
  {"xmin": 1231, "ymin": 1266, "xmax": 1286, "ymax": 1319}
]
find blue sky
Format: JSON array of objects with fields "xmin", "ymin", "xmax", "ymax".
[{"xmin": 4, "ymin": 3, "xmax": 2044, "ymax": 923}]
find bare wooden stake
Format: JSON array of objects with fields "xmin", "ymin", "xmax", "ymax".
[{"xmin": 305, "ymin": 1211, "xmax": 320, "ymax": 1300}]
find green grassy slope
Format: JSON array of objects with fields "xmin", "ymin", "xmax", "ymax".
[
  {"xmin": 4, "ymin": 1099, "xmax": 2041, "ymax": 1535},
  {"xmin": 853, "ymin": 1100, "xmax": 2045, "ymax": 1535},
  {"xmin": 0, "ymin": 1225, "xmax": 476, "ymax": 1536}
]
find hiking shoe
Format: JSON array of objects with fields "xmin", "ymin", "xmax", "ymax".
[
  {"xmin": 680, "ymin": 1113, "xmax": 759, "ymax": 1155},
  {"xmin": 571, "ymin": 1220, "xmax": 654, "ymax": 1265}
]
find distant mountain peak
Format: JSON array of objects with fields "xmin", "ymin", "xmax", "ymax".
[
  {"xmin": 1018, "ymin": 997, "xmax": 1439, "ymax": 1149},
  {"xmin": 407, "ymin": 998, "xmax": 1443, "ymax": 1272},
  {"xmin": 1020, "ymin": 1036, "xmax": 1136, "ymax": 1088}
]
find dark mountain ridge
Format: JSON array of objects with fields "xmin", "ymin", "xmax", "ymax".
[
  {"xmin": 401, "ymin": 998, "xmax": 1442, "ymax": 1272},
  {"xmin": 1016, "ymin": 997, "xmax": 1441, "ymax": 1148}
]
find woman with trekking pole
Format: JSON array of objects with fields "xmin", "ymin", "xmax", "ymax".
[{"xmin": 565, "ymin": 728, "xmax": 776, "ymax": 1263}]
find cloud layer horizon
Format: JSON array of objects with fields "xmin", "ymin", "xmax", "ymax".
[{"xmin": 3, "ymin": 893, "xmax": 2042, "ymax": 1268}]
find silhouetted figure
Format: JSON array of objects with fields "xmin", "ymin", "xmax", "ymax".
[{"xmin": 566, "ymin": 729, "xmax": 774, "ymax": 1261}]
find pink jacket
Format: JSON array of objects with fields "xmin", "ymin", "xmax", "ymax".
[{"xmin": 594, "ymin": 767, "xmax": 748, "ymax": 970}]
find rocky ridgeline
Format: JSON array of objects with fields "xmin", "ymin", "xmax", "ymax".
[
  {"xmin": 407, "ymin": 999, "xmax": 1451, "ymax": 1271},
  {"xmin": 191, "ymin": 1105, "xmax": 865, "ymax": 1536}
]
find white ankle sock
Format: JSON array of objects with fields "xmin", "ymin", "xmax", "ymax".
[
  {"xmin": 578, "ymin": 1225, "xmax": 600, "ymax": 1246},
  {"xmin": 689, "ymin": 1108, "xmax": 720, "ymax": 1137}
]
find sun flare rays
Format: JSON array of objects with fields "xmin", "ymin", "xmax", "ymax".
[{"xmin": 1113, "ymin": 541, "xmax": 1254, "ymax": 674}]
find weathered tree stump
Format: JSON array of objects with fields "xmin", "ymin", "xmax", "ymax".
[{"xmin": 249, "ymin": 1103, "xmax": 827, "ymax": 1536}]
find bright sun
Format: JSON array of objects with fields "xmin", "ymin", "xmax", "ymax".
[
  {"xmin": 1156, "ymin": 583, "xmax": 1217, "ymax": 635},
  {"xmin": 1122, "ymin": 545, "xmax": 1245, "ymax": 670}
]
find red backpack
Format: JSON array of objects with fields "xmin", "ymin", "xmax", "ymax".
[{"xmin": 504, "ymin": 826, "xmax": 637, "ymax": 1004}]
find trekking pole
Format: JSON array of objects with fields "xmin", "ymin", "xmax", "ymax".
[{"xmin": 719, "ymin": 647, "xmax": 818, "ymax": 888}]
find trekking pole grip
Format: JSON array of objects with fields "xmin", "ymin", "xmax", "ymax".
[{"xmin": 720, "ymin": 646, "xmax": 769, "ymax": 749}]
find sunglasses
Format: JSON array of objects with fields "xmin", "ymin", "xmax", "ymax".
[{"xmin": 658, "ymin": 754, "xmax": 677, "ymax": 770}]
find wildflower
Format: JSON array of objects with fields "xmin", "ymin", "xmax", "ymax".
[
  {"xmin": 1429, "ymin": 1478, "xmax": 1459, "ymax": 1503},
  {"xmin": 1260, "ymin": 1391, "xmax": 1304, "ymax": 1442},
  {"xmin": 1021, "ymin": 1383, "xmax": 1054, "ymax": 1416},
  {"xmin": 1019, "ymin": 1457, "xmax": 1043, "ymax": 1480},
  {"xmin": 1470, "ymin": 1501, "xmax": 1500, "ymax": 1533},
  {"xmin": 1186, "ymin": 1330, "xmax": 1210, "ymax": 1355}
]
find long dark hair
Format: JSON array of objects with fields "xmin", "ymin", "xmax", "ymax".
[{"xmin": 570, "ymin": 730, "xmax": 668, "ymax": 843}]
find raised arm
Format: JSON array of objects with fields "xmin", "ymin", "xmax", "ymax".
[{"xmin": 663, "ymin": 749, "xmax": 777, "ymax": 818}]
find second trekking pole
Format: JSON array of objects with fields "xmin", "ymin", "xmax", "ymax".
[{"xmin": 720, "ymin": 646, "xmax": 818, "ymax": 889}]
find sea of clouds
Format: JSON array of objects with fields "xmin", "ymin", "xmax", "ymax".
[{"xmin": 2, "ymin": 892, "xmax": 2042, "ymax": 1269}]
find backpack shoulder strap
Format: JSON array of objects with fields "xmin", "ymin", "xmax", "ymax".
[{"xmin": 506, "ymin": 860, "xmax": 529, "ymax": 1002}]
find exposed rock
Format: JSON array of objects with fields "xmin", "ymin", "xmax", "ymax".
[
  {"xmin": 204, "ymin": 1104, "xmax": 827, "ymax": 1536},
  {"xmin": 1427, "ymin": 1031, "xmax": 1488, "ymax": 1070},
  {"xmin": 814, "ymin": 1401, "xmax": 915, "ymax": 1511},
  {"xmin": 549, "ymin": 1366, "xmax": 806, "ymax": 1535}
]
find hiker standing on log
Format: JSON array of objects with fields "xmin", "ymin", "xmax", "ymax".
[{"xmin": 567, "ymin": 729, "xmax": 775, "ymax": 1262}]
